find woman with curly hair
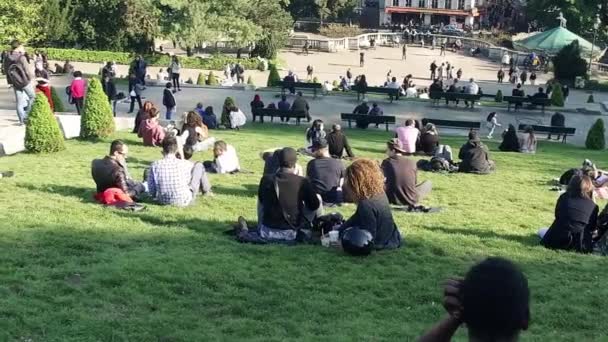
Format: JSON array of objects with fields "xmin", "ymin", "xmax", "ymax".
[
  {"xmin": 179, "ymin": 111, "xmax": 216, "ymax": 152},
  {"xmin": 340, "ymin": 159, "xmax": 402, "ymax": 250}
]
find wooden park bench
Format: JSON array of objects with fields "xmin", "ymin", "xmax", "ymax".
[
  {"xmin": 351, "ymin": 85, "xmax": 400, "ymax": 103},
  {"xmin": 505, "ymin": 96, "xmax": 552, "ymax": 113},
  {"xmin": 422, "ymin": 118, "xmax": 481, "ymax": 130},
  {"xmin": 340, "ymin": 113, "xmax": 396, "ymax": 132},
  {"xmin": 276, "ymin": 81, "xmax": 322, "ymax": 98},
  {"xmin": 517, "ymin": 124, "xmax": 575, "ymax": 143},
  {"xmin": 252, "ymin": 108, "xmax": 308, "ymax": 125},
  {"xmin": 430, "ymin": 92, "xmax": 482, "ymax": 108}
]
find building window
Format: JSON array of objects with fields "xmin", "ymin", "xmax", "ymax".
[
  {"xmin": 432, "ymin": 0, "xmax": 438, "ymax": 8},
  {"xmin": 457, "ymin": 0, "xmax": 465, "ymax": 9},
  {"xmin": 405, "ymin": 0, "xmax": 412, "ymax": 6},
  {"xmin": 393, "ymin": 0, "xmax": 399, "ymax": 6},
  {"xmin": 445, "ymin": 0, "xmax": 452, "ymax": 8},
  {"xmin": 419, "ymin": 0, "xmax": 426, "ymax": 8}
]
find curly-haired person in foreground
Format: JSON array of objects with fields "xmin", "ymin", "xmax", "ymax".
[
  {"xmin": 418, "ymin": 257, "xmax": 530, "ymax": 342},
  {"xmin": 339, "ymin": 158, "xmax": 402, "ymax": 250}
]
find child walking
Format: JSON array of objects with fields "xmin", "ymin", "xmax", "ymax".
[{"xmin": 486, "ymin": 112, "xmax": 501, "ymax": 139}]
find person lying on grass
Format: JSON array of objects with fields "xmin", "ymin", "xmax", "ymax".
[
  {"xmin": 419, "ymin": 257, "xmax": 530, "ymax": 342},
  {"xmin": 339, "ymin": 159, "xmax": 402, "ymax": 250},
  {"xmin": 235, "ymin": 148, "xmax": 321, "ymax": 243},
  {"xmin": 203, "ymin": 140, "xmax": 240, "ymax": 174}
]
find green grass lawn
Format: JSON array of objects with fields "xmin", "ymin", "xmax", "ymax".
[{"xmin": 1, "ymin": 124, "xmax": 607, "ymax": 341}]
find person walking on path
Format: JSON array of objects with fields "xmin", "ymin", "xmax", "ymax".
[
  {"xmin": 3, "ymin": 40, "xmax": 35, "ymax": 125},
  {"xmin": 303, "ymin": 40, "xmax": 309, "ymax": 56},
  {"xmin": 440, "ymin": 43, "xmax": 446, "ymax": 56},
  {"xmin": 128, "ymin": 73, "xmax": 143, "ymax": 114},
  {"xmin": 102, "ymin": 75, "xmax": 117, "ymax": 116},
  {"xmin": 456, "ymin": 68, "xmax": 462, "ymax": 80},
  {"xmin": 70, "ymin": 71, "xmax": 86, "ymax": 116},
  {"xmin": 497, "ymin": 68, "xmax": 505, "ymax": 83},
  {"xmin": 520, "ymin": 70, "xmax": 528, "ymax": 85},
  {"xmin": 169, "ymin": 55, "xmax": 182, "ymax": 93},
  {"xmin": 346, "ymin": 68, "xmax": 353, "ymax": 85},
  {"xmin": 402, "ymin": 44, "xmax": 407, "ymax": 61},
  {"xmin": 359, "ymin": 52, "xmax": 365, "ymax": 67},
  {"xmin": 132, "ymin": 55, "xmax": 147, "ymax": 86},
  {"xmin": 162, "ymin": 82, "xmax": 176, "ymax": 120},
  {"xmin": 306, "ymin": 65, "xmax": 314, "ymax": 81},
  {"xmin": 430, "ymin": 61, "xmax": 437, "ymax": 80},
  {"xmin": 437, "ymin": 63, "xmax": 444, "ymax": 80}
]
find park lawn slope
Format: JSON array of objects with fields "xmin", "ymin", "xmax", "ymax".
[{"xmin": 0, "ymin": 124, "xmax": 607, "ymax": 341}]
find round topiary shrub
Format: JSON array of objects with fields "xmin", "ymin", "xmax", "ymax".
[
  {"xmin": 551, "ymin": 83, "xmax": 564, "ymax": 107},
  {"xmin": 267, "ymin": 63, "xmax": 281, "ymax": 87},
  {"xmin": 585, "ymin": 118, "xmax": 605, "ymax": 150},
  {"xmin": 221, "ymin": 97, "xmax": 236, "ymax": 127},
  {"xmin": 332, "ymin": 80, "xmax": 339, "ymax": 88},
  {"xmin": 207, "ymin": 71, "xmax": 218, "ymax": 85},
  {"xmin": 80, "ymin": 78, "xmax": 115, "ymax": 139},
  {"xmin": 495, "ymin": 89, "xmax": 503, "ymax": 103},
  {"xmin": 588, "ymin": 93, "xmax": 595, "ymax": 103},
  {"xmin": 25, "ymin": 93, "xmax": 65, "ymax": 153},
  {"xmin": 197, "ymin": 72, "xmax": 206, "ymax": 85},
  {"xmin": 247, "ymin": 76, "xmax": 255, "ymax": 86},
  {"xmin": 51, "ymin": 86, "xmax": 65, "ymax": 112}
]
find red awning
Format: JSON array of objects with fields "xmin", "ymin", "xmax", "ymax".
[{"xmin": 386, "ymin": 6, "xmax": 478, "ymax": 17}]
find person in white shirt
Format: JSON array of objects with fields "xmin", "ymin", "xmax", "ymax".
[
  {"xmin": 204, "ymin": 141, "xmax": 241, "ymax": 174},
  {"xmin": 387, "ymin": 76, "xmax": 401, "ymax": 90},
  {"xmin": 405, "ymin": 85, "xmax": 418, "ymax": 98},
  {"xmin": 156, "ymin": 68, "xmax": 169, "ymax": 82},
  {"xmin": 502, "ymin": 53, "xmax": 511, "ymax": 66}
]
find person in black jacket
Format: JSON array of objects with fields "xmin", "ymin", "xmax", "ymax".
[
  {"xmin": 548, "ymin": 112, "xmax": 565, "ymax": 140},
  {"xmin": 327, "ymin": 125, "xmax": 355, "ymax": 159},
  {"xmin": 339, "ymin": 158, "xmax": 402, "ymax": 250},
  {"xmin": 291, "ymin": 92, "xmax": 310, "ymax": 122},
  {"xmin": 235, "ymin": 148, "xmax": 321, "ymax": 243},
  {"xmin": 162, "ymin": 82, "xmax": 176, "ymax": 120},
  {"xmin": 540, "ymin": 175, "xmax": 598, "ymax": 253},
  {"xmin": 91, "ymin": 140, "xmax": 146, "ymax": 200},
  {"xmin": 102, "ymin": 75, "xmax": 117, "ymax": 117},
  {"xmin": 458, "ymin": 131, "xmax": 495, "ymax": 174},
  {"xmin": 499, "ymin": 124, "xmax": 521, "ymax": 152}
]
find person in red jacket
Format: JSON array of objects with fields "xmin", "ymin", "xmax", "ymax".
[
  {"xmin": 69, "ymin": 71, "xmax": 86, "ymax": 115},
  {"xmin": 35, "ymin": 78, "xmax": 54, "ymax": 112}
]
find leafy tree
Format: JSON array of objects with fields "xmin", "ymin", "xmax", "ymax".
[
  {"xmin": 51, "ymin": 86, "xmax": 66, "ymax": 112},
  {"xmin": 585, "ymin": 118, "xmax": 605, "ymax": 150},
  {"xmin": 553, "ymin": 40, "xmax": 588, "ymax": 82},
  {"xmin": 289, "ymin": 0, "xmax": 359, "ymax": 22},
  {"xmin": 25, "ymin": 94, "xmax": 65, "ymax": 153},
  {"xmin": 81, "ymin": 78, "xmax": 115, "ymax": 139},
  {"xmin": 0, "ymin": 1, "xmax": 41, "ymax": 44},
  {"xmin": 39, "ymin": 0, "xmax": 75, "ymax": 47},
  {"xmin": 526, "ymin": 0, "xmax": 606, "ymax": 41},
  {"xmin": 248, "ymin": 0, "xmax": 293, "ymax": 59},
  {"xmin": 267, "ymin": 63, "xmax": 281, "ymax": 86}
]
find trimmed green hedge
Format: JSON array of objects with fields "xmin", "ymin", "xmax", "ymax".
[
  {"xmin": 586, "ymin": 118, "xmax": 606, "ymax": 150},
  {"xmin": 81, "ymin": 78, "xmax": 115, "ymax": 139},
  {"xmin": 25, "ymin": 94, "xmax": 65, "ymax": 153},
  {"xmin": 25, "ymin": 47, "xmax": 260, "ymax": 71}
]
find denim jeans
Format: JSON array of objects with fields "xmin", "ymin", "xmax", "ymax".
[
  {"xmin": 166, "ymin": 106, "xmax": 176, "ymax": 120},
  {"xmin": 14, "ymin": 83, "xmax": 35, "ymax": 123}
]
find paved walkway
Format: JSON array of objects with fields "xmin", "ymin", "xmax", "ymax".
[{"xmin": 1, "ymin": 72, "xmax": 605, "ymax": 156}]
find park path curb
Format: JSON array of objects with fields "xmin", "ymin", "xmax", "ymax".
[{"xmin": 0, "ymin": 113, "xmax": 133, "ymax": 157}]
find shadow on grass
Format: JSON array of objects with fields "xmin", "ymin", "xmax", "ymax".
[
  {"xmin": 17, "ymin": 183, "xmax": 96, "ymax": 203},
  {"xmin": 422, "ymin": 225, "xmax": 539, "ymax": 246},
  {"xmin": 212, "ymin": 184, "xmax": 258, "ymax": 198},
  {"xmin": 113, "ymin": 211, "xmax": 234, "ymax": 234}
]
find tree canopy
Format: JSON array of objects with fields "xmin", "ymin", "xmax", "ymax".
[{"xmin": 1, "ymin": 0, "xmax": 293, "ymax": 58}]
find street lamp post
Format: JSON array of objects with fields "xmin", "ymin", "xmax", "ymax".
[{"xmin": 589, "ymin": 10, "xmax": 602, "ymax": 72}]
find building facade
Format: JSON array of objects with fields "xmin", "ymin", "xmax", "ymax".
[{"xmin": 378, "ymin": 0, "xmax": 483, "ymax": 28}]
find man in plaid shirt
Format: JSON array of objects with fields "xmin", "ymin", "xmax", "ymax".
[{"xmin": 147, "ymin": 136, "xmax": 211, "ymax": 206}]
